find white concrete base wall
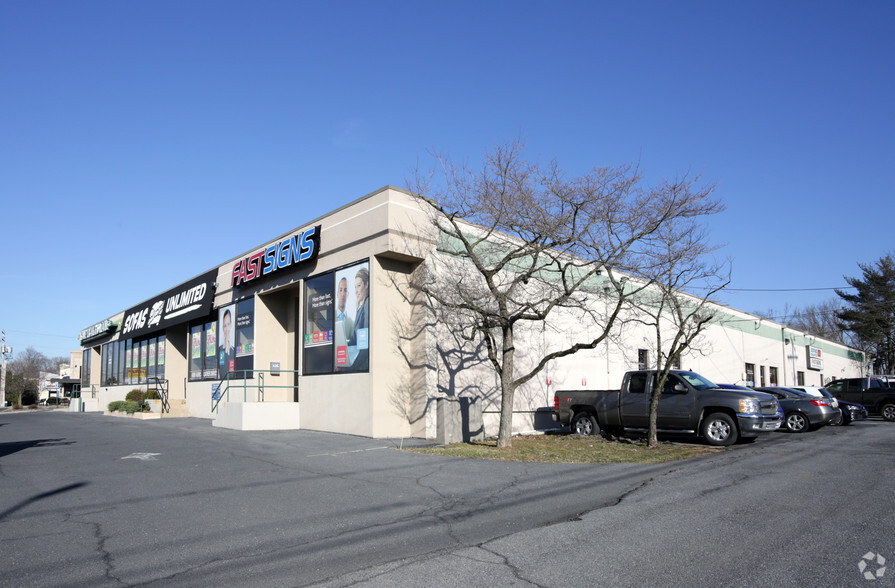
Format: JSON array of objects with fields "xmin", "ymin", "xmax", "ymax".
[
  {"xmin": 213, "ymin": 402, "xmax": 301, "ymax": 431},
  {"xmin": 70, "ymin": 398, "xmax": 100, "ymax": 412},
  {"xmin": 87, "ymin": 386, "xmax": 133, "ymax": 412},
  {"xmin": 186, "ymin": 381, "xmax": 219, "ymax": 420}
]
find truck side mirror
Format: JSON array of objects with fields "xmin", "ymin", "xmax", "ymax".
[{"xmin": 674, "ymin": 383, "xmax": 687, "ymax": 393}]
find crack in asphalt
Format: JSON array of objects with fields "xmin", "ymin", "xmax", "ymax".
[
  {"xmin": 313, "ymin": 465, "xmax": 681, "ymax": 586},
  {"xmin": 474, "ymin": 545, "xmax": 545, "ymax": 587},
  {"xmin": 139, "ymin": 470, "xmax": 459, "ymax": 586},
  {"xmin": 66, "ymin": 512, "xmax": 127, "ymax": 587},
  {"xmin": 144, "ymin": 460, "xmax": 535, "ymax": 586}
]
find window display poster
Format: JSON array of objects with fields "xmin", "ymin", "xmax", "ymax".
[
  {"xmin": 125, "ymin": 347, "xmax": 132, "ymax": 382},
  {"xmin": 236, "ymin": 303, "xmax": 254, "ymax": 357},
  {"xmin": 218, "ymin": 304, "xmax": 236, "ymax": 377},
  {"xmin": 303, "ymin": 274, "xmax": 334, "ymax": 374},
  {"xmin": 335, "ymin": 261, "xmax": 369, "ymax": 372},
  {"xmin": 306, "ymin": 281, "xmax": 333, "ymax": 348},
  {"xmin": 205, "ymin": 322, "xmax": 217, "ymax": 358},
  {"xmin": 234, "ymin": 299, "xmax": 255, "ymax": 375},
  {"xmin": 191, "ymin": 331, "xmax": 202, "ymax": 359},
  {"xmin": 139, "ymin": 341, "xmax": 147, "ymax": 381},
  {"xmin": 203, "ymin": 322, "xmax": 218, "ymax": 378}
]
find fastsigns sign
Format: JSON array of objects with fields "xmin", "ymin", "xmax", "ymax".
[{"xmin": 231, "ymin": 225, "xmax": 320, "ymax": 288}]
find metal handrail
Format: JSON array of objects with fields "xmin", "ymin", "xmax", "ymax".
[
  {"xmin": 211, "ymin": 369, "xmax": 300, "ymax": 413},
  {"xmin": 148, "ymin": 377, "xmax": 170, "ymax": 413}
]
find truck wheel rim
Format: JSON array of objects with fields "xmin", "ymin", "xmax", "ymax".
[
  {"xmin": 708, "ymin": 419, "xmax": 730, "ymax": 440},
  {"xmin": 884, "ymin": 406, "xmax": 895, "ymax": 420}
]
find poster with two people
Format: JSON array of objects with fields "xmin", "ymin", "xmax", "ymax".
[{"xmin": 334, "ymin": 262, "xmax": 369, "ymax": 372}]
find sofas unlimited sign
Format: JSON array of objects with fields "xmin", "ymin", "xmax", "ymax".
[{"xmin": 121, "ymin": 269, "xmax": 217, "ymax": 339}]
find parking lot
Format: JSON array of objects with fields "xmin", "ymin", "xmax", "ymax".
[{"xmin": 1, "ymin": 410, "xmax": 893, "ymax": 586}]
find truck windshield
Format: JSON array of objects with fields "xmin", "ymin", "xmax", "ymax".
[{"xmin": 678, "ymin": 372, "xmax": 718, "ymax": 390}]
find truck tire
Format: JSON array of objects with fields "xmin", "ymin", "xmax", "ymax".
[
  {"xmin": 785, "ymin": 412, "xmax": 809, "ymax": 433},
  {"xmin": 701, "ymin": 412, "xmax": 738, "ymax": 446},
  {"xmin": 571, "ymin": 412, "xmax": 599, "ymax": 436},
  {"xmin": 880, "ymin": 403, "xmax": 895, "ymax": 422}
]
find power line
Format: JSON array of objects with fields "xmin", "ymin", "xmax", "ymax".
[
  {"xmin": 3, "ymin": 328, "xmax": 77, "ymax": 340},
  {"xmin": 724, "ymin": 286, "xmax": 855, "ymax": 293}
]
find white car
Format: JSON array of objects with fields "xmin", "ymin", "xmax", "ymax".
[{"xmin": 792, "ymin": 386, "xmax": 838, "ymax": 408}]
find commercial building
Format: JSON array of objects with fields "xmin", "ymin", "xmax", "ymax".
[{"xmin": 78, "ymin": 187, "xmax": 865, "ymax": 439}]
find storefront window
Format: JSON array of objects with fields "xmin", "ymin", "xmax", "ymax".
[
  {"xmin": 234, "ymin": 299, "xmax": 255, "ymax": 377},
  {"xmin": 190, "ymin": 325, "xmax": 203, "ymax": 380},
  {"xmin": 102, "ymin": 343, "xmax": 112, "ymax": 385},
  {"xmin": 336, "ymin": 262, "xmax": 369, "ymax": 372},
  {"xmin": 82, "ymin": 350, "xmax": 91, "ymax": 387},
  {"xmin": 303, "ymin": 260, "xmax": 370, "ymax": 375},
  {"xmin": 118, "ymin": 340, "xmax": 126, "ymax": 385},
  {"xmin": 190, "ymin": 318, "xmax": 230, "ymax": 381},
  {"xmin": 111, "ymin": 342, "xmax": 119, "ymax": 384},
  {"xmin": 139, "ymin": 340, "xmax": 148, "ymax": 384},
  {"xmin": 102, "ymin": 336, "xmax": 165, "ymax": 385},
  {"xmin": 218, "ymin": 304, "xmax": 236, "ymax": 378},
  {"xmin": 147, "ymin": 338, "xmax": 157, "ymax": 381},
  {"xmin": 125, "ymin": 340, "xmax": 133, "ymax": 385},
  {"xmin": 204, "ymin": 321, "xmax": 217, "ymax": 378},
  {"xmin": 157, "ymin": 335, "xmax": 166, "ymax": 381},
  {"xmin": 304, "ymin": 274, "xmax": 334, "ymax": 375},
  {"xmin": 216, "ymin": 300, "xmax": 254, "ymax": 379}
]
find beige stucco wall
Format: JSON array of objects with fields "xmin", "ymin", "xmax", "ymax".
[{"xmin": 205, "ymin": 186, "xmax": 433, "ymax": 438}]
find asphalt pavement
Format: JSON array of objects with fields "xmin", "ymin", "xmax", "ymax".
[{"xmin": 1, "ymin": 409, "xmax": 893, "ymax": 587}]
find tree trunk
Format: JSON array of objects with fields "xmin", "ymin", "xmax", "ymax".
[
  {"xmin": 648, "ymin": 387, "xmax": 661, "ymax": 448},
  {"xmin": 497, "ymin": 326, "xmax": 515, "ymax": 448}
]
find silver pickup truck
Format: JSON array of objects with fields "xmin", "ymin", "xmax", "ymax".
[{"xmin": 553, "ymin": 370, "xmax": 782, "ymax": 446}]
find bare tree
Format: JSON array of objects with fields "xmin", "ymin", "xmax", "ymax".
[
  {"xmin": 6, "ymin": 347, "xmax": 53, "ymax": 407},
  {"xmin": 621, "ymin": 213, "xmax": 728, "ymax": 448},
  {"xmin": 791, "ymin": 300, "xmax": 849, "ymax": 344},
  {"xmin": 407, "ymin": 140, "xmax": 721, "ymax": 448},
  {"xmin": 754, "ymin": 300, "xmax": 849, "ymax": 345}
]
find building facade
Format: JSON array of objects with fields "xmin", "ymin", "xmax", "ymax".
[{"xmin": 78, "ymin": 186, "xmax": 865, "ymax": 438}]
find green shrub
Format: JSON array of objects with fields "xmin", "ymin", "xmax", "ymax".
[
  {"xmin": 107, "ymin": 400, "xmax": 142, "ymax": 413},
  {"xmin": 125, "ymin": 389, "xmax": 144, "ymax": 402},
  {"xmin": 121, "ymin": 401, "xmax": 142, "ymax": 413},
  {"xmin": 144, "ymin": 389, "xmax": 160, "ymax": 400}
]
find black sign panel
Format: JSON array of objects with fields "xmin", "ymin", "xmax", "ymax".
[{"xmin": 121, "ymin": 269, "xmax": 217, "ymax": 339}]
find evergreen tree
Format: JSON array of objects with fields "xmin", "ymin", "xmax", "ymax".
[{"xmin": 836, "ymin": 255, "xmax": 895, "ymax": 373}]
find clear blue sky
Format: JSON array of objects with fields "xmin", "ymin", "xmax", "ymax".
[{"xmin": 2, "ymin": 1, "xmax": 893, "ymax": 360}]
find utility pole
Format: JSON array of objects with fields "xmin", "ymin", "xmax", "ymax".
[{"xmin": 1, "ymin": 330, "xmax": 10, "ymax": 408}]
